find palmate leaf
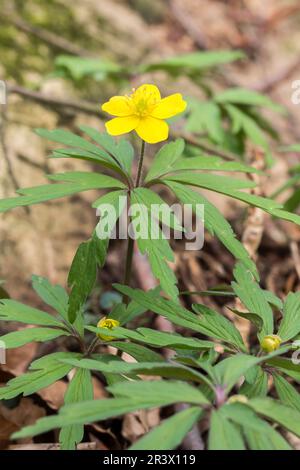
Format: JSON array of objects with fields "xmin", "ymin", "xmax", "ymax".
[
  {"xmin": 13, "ymin": 380, "xmax": 209, "ymax": 440},
  {"xmin": 130, "ymin": 190, "xmax": 178, "ymax": 300},
  {"xmin": 59, "ymin": 369, "xmax": 94, "ymax": 451},
  {"xmin": 232, "ymin": 262, "xmax": 273, "ymax": 339},
  {"xmin": 109, "ymin": 341, "xmax": 164, "ymax": 363},
  {"xmin": 170, "ymin": 156, "xmax": 261, "ymax": 174},
  {"xmin": 164, "ymin": 181, "xmax": 258, "ymax": 278},
  {"xmin": 239, "ymin": 366, "xmax": 268, "ymax": 398},
  {"xmin": 130, "ymin": 407, "xmax": 203, "ymax": 450}
]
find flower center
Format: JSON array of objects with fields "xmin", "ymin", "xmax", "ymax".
[{"xmin": 129, "ymin": 87, "xmax": 158, "ymax": 117}]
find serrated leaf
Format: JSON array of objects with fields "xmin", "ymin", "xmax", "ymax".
[
  {"xmin": 59, "ymin": 368, "xmax": 94, "ymax": 450},
  {"xmin": 186, "ymin": 101, "xmax": 224, "ymax": 143},
  {"xmin": 278, "ymin": 292, "xmax": 300, "ymax": 341},
  {"xmin": 80, "ymin": 127, "xmax": 134, "ymax": 174},
  {"xmin": 192, "ymin": 304, "xmax": 246, "ymax": 352},
  {"xmin": 31, "ymin": 275, "xmax": 69, "ymax": 320},
  {"xmin": 164, "ymin": 181, "xmax": 258, "ymax": 277},
  {"xmin": 0, "ymin": 327, "xmax": 70, "ymax": 349},
  {"xmin": 0, "ymin": 299, "xmax": 64, "ymax": 328},
  {"xmin": 232, "ymin": 262, "xmax": 273, "ymax": 339},
  {"xmin": 13, "ymin": 380, "xmax": 208, "ymax": 440},
  {"xmin": 67, "ymin": 239, "xmax": 97, "ymax": 323},
  {"xmin": 0, "ymin": 352, "xmax": 80, "ymax": 400},
  {"xmin": 130, "ymin": 407, "xmax": 203, "ymax": 450},
  {"xmin": 273, "ymin": 373, "xmax": 300, "ymax": 411},
  {"xmin": 144, "ymin": 139, "xmax": 185, "ymax": 182},
  {"xmin": 249, "ymin": 397, "xmax": 300, "ymax": 437},
  {"xmin": 208, "ymin": 409, "xmax": 245, "ymax": 450}
]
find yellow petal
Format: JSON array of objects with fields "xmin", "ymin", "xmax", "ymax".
[
  {"xmin": 134, "ymin": 84, "xmax": 161, "ymax": 101},
  {"xmin": 135, "ymin": 116, "xmax": 169, "ymax": 144},
  {"xmin": 151, "ymin": 93, "xmax": 187, "ymax": 119},
  {"xmin": 102, "ymin": 96, "xmax": 132, "ymax": 117},
  {"xmin": 105, "ymin": 116, "xmax": 139, "ymax": 136}
]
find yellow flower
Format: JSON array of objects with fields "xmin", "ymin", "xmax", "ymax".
[
  {"xmin": 102, "ymin": 84, "xmax": 187, "ymax": 144},
  {"xmin": 260, "ymin": 334, "xmax": 282, "ymax": 352},
  {"xmin": 97, "ymin": 317, "xmax": 120, "ymax": 341}
]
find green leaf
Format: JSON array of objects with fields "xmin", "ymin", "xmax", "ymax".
[
  {"xmin": 208, "ymin": 409, "xmax": 245, "ymax": 450},
  {"xmin": 0, "ymin": 170, "xmax": 125, "ymax": 214},
  {"xmin": 225, "ymin": 104, "xmax": 270, "ymax": 151},
  {"xmin": 13, "ymin": 380, "xmax": 208, "ymax": 440},
  {"xmin": 278, "ymin": 292, "xmax": 300, "ymax": 341},
  {"xmin": 221, "ymin": 402, "xmax": 291, "ymax": 450},
  {"xmin": 0, "ymin": 352, "xmax": 80, "ymax": 400},
  {"xmin": 144, "ymin": 139, "xmax": 185, "ymax": 183},
  {"xmin": 130, "ymin": 191, "xmax": 178, "ymax": 300},
  {"xmin": 249, "ymin": 397, "xmax": 300, "ymax": 437},
  {"xmin": 265, "ymin": 356, "xmax": 300, "ymax": 382},
  {"xmin": 273, "ymin": 373, "xmax": 300, "ymax": 411},
  {"xmin": 192, "ymin": 304, "xmax": 246, "ymax": 352},
  {"xmin": 132, "ymin": 188, "xmax": 183, "ymax": 231},
  {"xmin": 59, "ymin": 369, "xmax": 94, "ymax": 450},
  {"xmin": 61, "ymin": 358, "xmax": 211, "ymax": 387},
  {"xmin": 31, "ymin": 275, "xmax": 69, "ymax": 320},
  {"xmin": 143, "ymin": 50, "xmax": 245, "ymax": 73},
  {"xmin": 0, "ymin": 299, "xmax": 64, "ymax": 328},
  {"xmin": 164, "ymin": 172, "xmax": 256, "ymax": 191},
  {"xmin": 215, "ymin": 88, "xmax": 284, "ymax": 113},
  {"xmin": 232, "ymin": 262, "xmax": 273, "ymax": 338},
  {"xmin": 0, "ymin": 327, "xmax": 70, "ymax": 348},
  {"xmin": 170, "ymin": 156, "xmax": 260, "ymax": 174},
  {"xmin": 186, "ymin": 101, "xmax": 224, "ymax": 143},
  {"xmin": 109, "ymin": 341, "xmax": 164, "ymax": 362},
  {"xmin": 67, "ymin": 238, "xmax": 97, "ymax": 323},
  {"xmin": 165, "ymin": 181, "xmax": 258, "ymax": 277},
  {"xmin": 239, "ymin": 367, "xmax": 268, "ymax": 398},
  {"xmin": 80, "ymin": 127, "xmax": 134, "ymax": 174},
  {"xmin": 47, "ymin": 171, "xmax": 125, "ymax": 188},
  {"xmin": 130, "ymin": 407, "xmax": 203, "ymax": 450},
  {"xmin": 54, "ymin": 55, "xmax": 121, "ymax": 81},
  {"xmin": 114, "ymin": 285, "xmax": 240, "ymax": 346}
]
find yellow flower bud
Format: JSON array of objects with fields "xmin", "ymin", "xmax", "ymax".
[
  {"xmin": 260, "ymin": 334, "xmax": 282, "ymax": 352},
  {"xmin": 227, "ymin": 394, "xmax": 248, "ymax": 405},
  {"xmin": 96, "ymin": 317, "xmax": 120, "ymax": 341}
]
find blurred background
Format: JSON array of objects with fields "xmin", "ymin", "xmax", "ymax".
[
  {"xmin": 2, "ymin": 0, "xmax": 300, "ymax": 306},
  {"xmin": 2, "ymin": 0, "xmax": 300, "ymax": 449}
]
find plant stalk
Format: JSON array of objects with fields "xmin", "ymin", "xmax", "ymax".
[{"xmin": 123, "ymin": 140, "xmax": 146, "ymax": 304}]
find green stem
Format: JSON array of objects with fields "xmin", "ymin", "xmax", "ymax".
[{"xmin": 123, "ymin": 140, "xmax": 146, "ymax": 304}]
